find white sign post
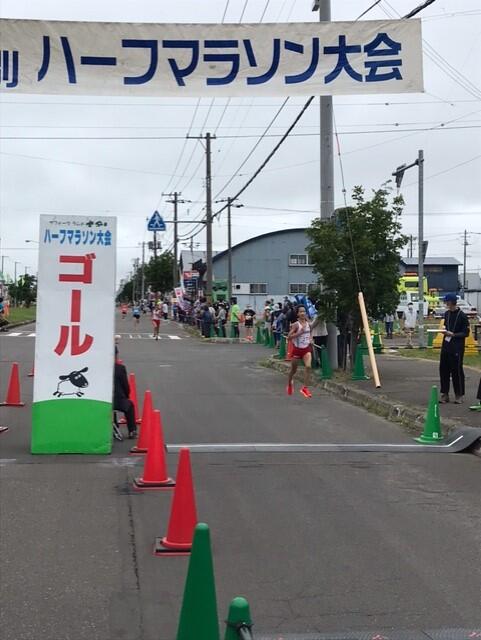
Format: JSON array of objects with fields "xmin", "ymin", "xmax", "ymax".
[{"xmin": 31, "ymin": 215, "xmax": 116, "ymax": 454}]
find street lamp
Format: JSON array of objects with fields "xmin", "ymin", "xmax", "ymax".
[
  {"xmin": 1, "ymin": 255, "xmax": 9, "ymax": 277},
  {"xmin": 14, "ymin": 261, "xmax": 21, "ymax": 283},
  {"xmin": 392, "ymin": 150, "xmax": 425, "ymax": 348}
]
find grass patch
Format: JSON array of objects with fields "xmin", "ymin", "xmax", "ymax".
[
  {"xmin": 5, "ymin": 306, "xmax": 36, "ymax": 325},
  {"xmin": 398, "ymin": 347, "xmax": 481, "ymax": 371}
]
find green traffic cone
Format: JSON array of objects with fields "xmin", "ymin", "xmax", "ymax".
[
  {"xmin": 415, "ymin": 386, "xmax": 443, "ymax": 443},
  {"xmin": 427, "ymin": 330, "xmax": 434, "ymax": 348},
  {"xmin": 176, "ymin": 523, "xmax": 220, "ymax": 640},
  {"xmin": 224, "ymin": 597, "xmax": 253, "ymax": 640},
  {"xmin": 278, "ymin": 335, "xmax": 287, "ymax": 359},
  {"xmin": 209, "ymin": 323, "xmax": 216, "ymax": 338},
  {"xmin": 394, "ymin": 320, "xmax": 401, "ymax": 335},
  {"xmin": 255, "ymin": 325, "xmax": 262, "ymax": 344},
  {"xmin": 263, "ymin": 328, "xmax": 270, "ymax": 347},
  {"xmin": 359, "ymin": 332, "xmax": 369, "ymax": 353},
  {"xmin": 319, "ymin": 347, "xmax": 333, "ymax": 380},
  {"xmin": 372, "ymin": 323, "xmax": 383, "ymax": 354},
  {"xmin": 269, "ymin": 331, "xmax": 276, "ymax": 349},
  {"xmin": 351, "ymin": 348, "xmax": 369, "ymax": 380}
]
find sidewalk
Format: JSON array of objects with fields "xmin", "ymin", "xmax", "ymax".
[{"xmin": 265, "ymin": 350, "xmax": 481, "ymax": 435}]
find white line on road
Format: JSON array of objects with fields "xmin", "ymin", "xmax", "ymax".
[
  {"xmin": 168, "ymin": 335, "xmax": 181, "ymax": 340},
  {"xmin": 6, "ymin": 332, "xmax": 22, "ymax": 337}
]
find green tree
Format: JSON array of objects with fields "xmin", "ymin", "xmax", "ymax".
[
  {"xmin": 307, "ymin": 186, "xmax": 407, "ymax": 357},
  {"xmin": 117, "ymin": 251, "xmax": 174, "ymax": 302},
  {"xmin": 8, "ymin": 274, "xmax": 37, "ymax": 307},
  {"xmin": 144, "ymin": 251, "xmax": 174, "ymax": 295}
]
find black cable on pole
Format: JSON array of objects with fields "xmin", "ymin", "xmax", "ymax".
[{"xmin": 404, "ymin": 0, "xmax": 437, "ymax": 19}]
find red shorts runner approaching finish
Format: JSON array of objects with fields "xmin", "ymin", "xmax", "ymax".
[
  {"xmin": 291, "ymin": 345, "xmax": 311, "ymax": 360},
  {"xmin": 152, "ymin": 319, "xmax": 160, "ymax": 327}
]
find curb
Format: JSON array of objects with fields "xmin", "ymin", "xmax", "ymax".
[
  {"xmin": 262, "ymin": 357, "xmax": 481, "ymax": 457},
  {"xmin": 0, "ymin": 320, "xmax": 36, "ymax": 332}
]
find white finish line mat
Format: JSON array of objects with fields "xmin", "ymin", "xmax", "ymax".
[
  {"xmin": 257, "ymin": 630, "xmax": 481, "ymax": 639},
  {"xmin": 167, "ymin": 427, "xmax": 481, "ymax": 454}
]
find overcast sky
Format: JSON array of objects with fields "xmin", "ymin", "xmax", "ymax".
[{"xmin": 0, "ymin": 0, "xmax": 480, "ymax": 287}]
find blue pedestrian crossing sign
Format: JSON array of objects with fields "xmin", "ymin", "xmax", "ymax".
[{"xmin": 147, "ymin": 211, "xmax": 166, "ymax": 232}]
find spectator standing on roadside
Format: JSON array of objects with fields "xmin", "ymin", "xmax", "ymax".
[
  {"xmin": 229, "ymin": 297, "xmax": 241, "ymax": 338},
  {"xmin": 161, "ymin": 300, "xmax": 169, "ymax": 320},
  {"xmin": 271, "ymin": 302, "xmax": 283, "ymax": 346},
  {"xmin": 384, "ymin": 312, "xmax": 395, "ymax": 339},
  {"xmin": 217, "ymin": 303, "xmax": 227, "ymax": 337},
  {"xmin": 439, "ymin": 293, "xmax": 470, "ymax": 404},
  {"xmin": 243, "ymin": 304, "xmax": 256, "ymax": 341},
  {"xmin": 311, "ymin": 307, "xmax": 328, "ymax": 367},
  {"xmin": 402, "ymin": 302, "xmax": 417, "ymax": 348}
]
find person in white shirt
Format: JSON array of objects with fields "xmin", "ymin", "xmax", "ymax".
[{"xmin": 402, "ymin": 303, "xmax": 417, "ymax": 348}]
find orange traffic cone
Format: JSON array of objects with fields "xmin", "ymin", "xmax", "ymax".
[
  {"xmin": 154, "ymin": 448, "xmax": 198, "ymax": 555},
  {"xmin": 133, "ymin": 410, "xmax": 175, "ymax": 490},
  {"xmin": 130, "ymin": 389, "xmax": 153, "ymax": 454},
  {"xmin": 28, "ymin": 364, "xmax": 34, "ymax": 377},
  {"xmin": 0, "ymin": 363, "xmax": 25, "ymax": 407},
  {"xmin": 129, "ymin": 372, "xmax": 141, "ymax": 424},
  {"xmin": 286, "ymin": 338, "xmax": 293, "ymax": 361}
]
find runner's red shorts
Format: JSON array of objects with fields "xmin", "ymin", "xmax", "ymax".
[
  {"xmin": 152, "ymin": 319, "xmax": 160, "ymax": 327},
  {"xmin": 291, "ymin": 345, "xmax": 312, "ymax": 360}
]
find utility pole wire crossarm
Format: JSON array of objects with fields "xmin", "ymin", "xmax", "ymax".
[
  {"xmin": 162, "ymin": 191, "xmax": 192, "ymax": 289},
  {"xmin": 215, "ymin": 197, "xmax": 243, "ymax": 301}
]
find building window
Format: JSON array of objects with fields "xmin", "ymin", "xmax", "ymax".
[
  {"xmin": 289, "ymin": 283, "xmax": 308, "ymax": 294},
  {"xmin": 289, "ymin": 254, "xmax": 312, "ymax": 266},
  {"xmin": 249, "ymin": 283, "xmax": 267, "ymax": 294}
]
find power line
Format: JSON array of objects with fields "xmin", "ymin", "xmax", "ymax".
[
  {"xmin": 403, "ymin": 154, "xmax": 481, "ymax": 187},
  {"xmin": 355, "ymin": 0, "xmax": 382, "ymax": 21},
  {"xmin": 380, "ymin": 1, "xmax": 481, "ymax": 101},
  {"xmin": 4, "ymin": 125, "xmax": 479, "ymax": 140}
]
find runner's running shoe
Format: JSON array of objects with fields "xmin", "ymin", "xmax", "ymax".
[
  {"xmin": 300, "ymin": 386, "xmax": 312, "ymax": 398},
  {"xmin": 286, "ymin": 382, "xmax": 293, "ymax": 396}
]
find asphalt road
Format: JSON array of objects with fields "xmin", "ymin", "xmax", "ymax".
[{"xmin": 0, "ymin": 316, "xmax": 480, "ymax": 640}]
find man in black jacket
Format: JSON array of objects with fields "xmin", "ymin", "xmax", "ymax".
[
  {"xmin": 114, "ymin": 355, "xmax": 137, "ymax": 438},
  {"xmin": 439, "ymin": 293, "xmax": 470, "ymax": 404}
]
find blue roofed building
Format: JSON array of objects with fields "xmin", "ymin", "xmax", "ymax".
[{"xmin": 212, "ymin": 228, "xmax": 317, "ymax": 310}]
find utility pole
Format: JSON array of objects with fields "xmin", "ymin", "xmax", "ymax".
[
  {"xmin": 312, "ymin": 0, "xmax": 334, "ymax": 220},
  {"xmin": 417, "ymin": 149, "xmax": 425, "ymax": 348},
  {"xmin": 393, "ymin": 150, "xmax": 425, "ymax": 347},
  {"xmin": 186, "ymin": 132, "xmax": 216, "ymax": 300},
  {"xmin": 205, "ymin": 132, "xmax": 213, "ymax": 301},
  {"xmin": 215, "ymin": 197, "xmax": 243, "ymax": 302},
  {"xmin": 312, "ymin": 0, "xmax": 337, "ymax": 368},
  {"xmin": 141, "ymin": 241, "xmax": 146, "ymax": 301},
  {"xmin": 463, "ymin": 229, "xmax": 468, "ymax": 293}
]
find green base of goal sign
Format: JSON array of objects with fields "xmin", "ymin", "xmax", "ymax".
[{"xmin": 31, "ymin": 399, "xmax": 112, "ymax": 454}]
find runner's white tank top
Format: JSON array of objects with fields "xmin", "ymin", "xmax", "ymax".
[{"xmin": 292, "ymin": 321, "xmax": 311, "ymax": 349}]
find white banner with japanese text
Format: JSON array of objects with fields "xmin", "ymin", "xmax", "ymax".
[
  {"xmin": 32, "ymin": 214, "xmax": 116, "ymax": 454},
  {"xmin": 0, "ymin": 19, "xmax": 423, "ymax": 97}
]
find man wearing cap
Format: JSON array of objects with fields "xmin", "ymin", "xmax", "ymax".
[{"xmin": 439, "ymin": 293, "xmax": 470, "ymax": 404}]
